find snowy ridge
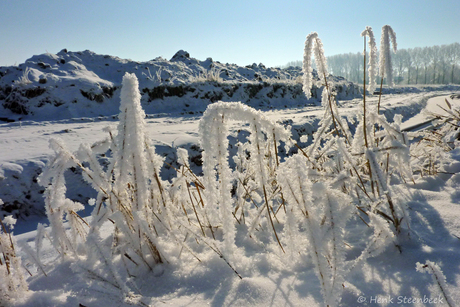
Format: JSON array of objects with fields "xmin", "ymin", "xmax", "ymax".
[{"xmin": 0, "ymin": 49, "xmax": 360, "ymax": 121}]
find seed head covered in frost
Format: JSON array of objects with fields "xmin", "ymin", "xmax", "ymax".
[
  {"xmin": 302, "ymin": 32, "xmax": 329, "ymax": 99},
  {"xmin": 312, "ymin": 36, "xmax": 329, "ymax": 84},
  {"xmin": 379, "ymin": 25, "xmax": 397, "ymax": 87},
  {"xmin": 302, "ymin": 32, "xmax": 315, "ymax": 98},
  {"xmin": 361, "ymin": 26, "xmax": 378, "ymax": 93},
  {"xmin": 115, "ymin": 72, "xmax": 150, "ymax": 211}
]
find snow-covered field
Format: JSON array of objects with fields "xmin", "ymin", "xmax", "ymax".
[{"xmin": 1, "ymin": 49, "xmax": 460, "ymax": 306}]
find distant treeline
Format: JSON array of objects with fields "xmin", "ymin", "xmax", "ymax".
[{"xmin": 285, "ymin": 42, "xmax": 460, "ymax": 85}]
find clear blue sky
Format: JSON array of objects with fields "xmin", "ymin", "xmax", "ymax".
[{"xmin": 1, "ymin": 0, "xmax": 459, "ymax": 67}]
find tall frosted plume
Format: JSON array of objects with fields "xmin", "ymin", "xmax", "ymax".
[
  {"xmin": 361, "ymin": 26, "xmax": 378, "ymax": 93},
  {"xmin": 302, "ymin": 32, "xmax": 329, "ymax": 99},
  {"xmin": 302, "ymin": 32, "xmax": 316, "ymax": 98},
  {"xmin": 379, "ymin": 25, "xmax": 397, "ymax": 87},
  {"xmin": 115, "ymin": 72, "xmax": 149, "ymax": 212}
]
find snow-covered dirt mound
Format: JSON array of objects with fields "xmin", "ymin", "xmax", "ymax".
[{"xmin": 0, "ymin": 49, "xmax": 360, "ymax": 121}]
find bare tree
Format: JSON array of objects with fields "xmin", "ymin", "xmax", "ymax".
[
  {"xmin": 438, "ymin": 45, "xmax": 450, "ymax": 84},
  {"xmin": 429, "ymin": 45, "xmax": 441, "ymax": 83},
  {"xmin": 403, "ymin": 49, "xmax": 413, "ymax": 84},
  {"xmin": 393, "ymin": 49, "xmax": 407, "ymax": 84},
  {"xmin": 447, "ymin": 42, "xmax": 460, "ymax": 84},
  {"xmin": 421, "ymin": 47, "xmax": 431, "ymax": 84},
  {"xmin": 411, "ymin": 47, "xmax": 422, "ymax": 84}
]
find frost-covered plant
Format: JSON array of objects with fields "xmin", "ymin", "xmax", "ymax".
[
  {"xmin": 410, "ymin": 97, "xmax": 460, "ymax": 175},
  {"xmin": 377, "ymin": 25, "xmax": 398, "ymax": 119},
  {"xmin": 426, "ymin": 97, "xmax": 460, "ymax": 147},
  {"xmin": 38, "ymin": 74, "xmax": 278, "ymax": 297},
  {"xmin": 303, "ymin": 32, "xmax": 329, "ymax": 99},
  {"xmin": 302, "ymin": 32, "xmax": 352, "ymax": 150},
  {"xmin": 15, "ymin": 67, "xmax": 33, "ymax": 86},
  {"xmin": 416, "ymin": 261, "xmax": 455, "ymax": 307},
  {"xmin": 285, "ymin": 118, "xmax": 407, "ymax": 303},
  {"xmin": 361, "ymin": 26, "xmax": 378, "ymax": 95},
  {"xmin": 189, "ymin": 67, "xmax": 223, "ymax": 83},
  {"xmin": 379, "ymin": 25, "xmax": 397, "ymax": 88},
  {"xmin": 261, "ymin": 74, "xmax": 302, "ymax": 85},
  {"xmin": 195, "ymin": 99, "xmax": 396, "ymax": 307},
  {"xmin": 347, "ymin": 94, "xmax": 412, "ymax": 234},
  {"xmin": 300, "ymin": 29, "xmax": 410, "ymax": 236},
  {"xmin": 264, "ymin": 28, "xmax": 407, "ymax": 299},
  {"xmin": 0, "ymin": 206, "xmax": 28, "ymax": 305},
  {"xmin": 277, "ymin": 155, "xmax": 393, "ymax": 307},
  {"xmin": 376, "ymin": 25, "xmax": 397, "ymax": 115},
  {"xmin": 38, "ymin": 138, "xmax": 89, "ymax": 258},
  {"xmin": 108, "ymin": 72, "xmax": 166, "ymax": 266},
  {"xmin": 37, "ymin": 73, "xmax": 176, "ymax": 296},
  {"xmin": 143, "ymin": 66, "xmax": 166, "ymax": 85},
  {"xmin": 199, "ymin": 101, "xmax": 291, "ymax": 256},
  {"xmin": 19, "ymin": 223, "xmax": 48, "ymax": 277},
  {"xmin": 352, "ymin": 26, "xmax": 411, "ymax": 234}
]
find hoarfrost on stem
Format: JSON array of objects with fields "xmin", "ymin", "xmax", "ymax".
[
  {"xmin": 416, "ymin": 261, "xmax": 455, "ymax": 307},
  {"xmin": 302, "ymin": 32, "xmax": 330, "ymax": 99},
  {"xmin": 361, "ymin": 26, "xmax": 378, "ymax": 94},
  {"xmin": 379, "ymin": 25, "xmax": 397, "ymax": 87}
]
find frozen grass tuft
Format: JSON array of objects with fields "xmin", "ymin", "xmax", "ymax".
[
  {"xmin": 410, "ymin": 97, "xmax": 460, "ymax": 175},
  {"xmin": 188, "ymin": 67, "xmax": 223, "ymax": 83},
  {"xmin": 15, "ymin": 67, "xmax": 33, "ymax": 86},
  {"xmin": 0, "ymin": 200, "xmax": 29, "ymax": 305}
]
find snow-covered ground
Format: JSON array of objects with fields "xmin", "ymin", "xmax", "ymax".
[
  {"xmin": 1, "ymin": 50, "xmax": 460, "ymax": 306},
  {"xmin": 1, "ymin": 90, "xmax": 458, "ymax": 307}
]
